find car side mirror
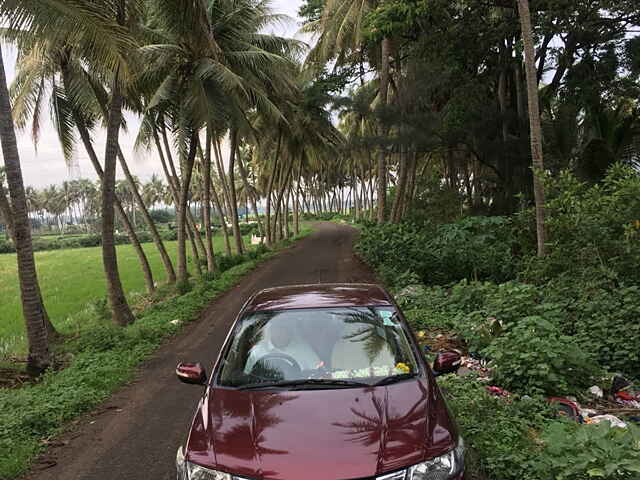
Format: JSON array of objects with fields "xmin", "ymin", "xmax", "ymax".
[
  {"xmin": 433, "ymin": 351, "xmax": 462, "ymax": 377},
  {"xmin": 176, "ymin": 362, "xmax": 207, "ymax": 385}
]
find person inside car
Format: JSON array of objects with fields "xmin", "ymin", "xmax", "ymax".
[{"xmin": 244, "ymin": 320, "xmax": 322, "ymax": 376}]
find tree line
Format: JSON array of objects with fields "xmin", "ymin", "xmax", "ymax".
[{"xmin": 1, "ymin": 0, "xmax": 638, "ymax": 375}]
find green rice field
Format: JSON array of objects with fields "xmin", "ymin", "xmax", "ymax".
[{"xmin": 0, "ymin": 235, "xmax": 249, "ymax": 356}]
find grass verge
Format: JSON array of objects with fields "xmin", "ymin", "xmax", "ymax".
[{"xmin": 0, "ymin": 228, "xmax": 312, "ymax": 479}]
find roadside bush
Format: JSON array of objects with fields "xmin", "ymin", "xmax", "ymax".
[
  {"xmin": 239, "ymin": 223, "xmax": 259, "ymax": 236},
  {"xmin": 217, "ymin": 253, "xmax": 247, "ymax": 272},
  {"xmin": 440, "ymin": 375, "xmax": 552, "ymax": 480},
  {"xmin": 77, "ymin": 234, "xmax": 101, "ymax": 248},
  {"xmin": 0, "ymin": 238, "xmax": 13, "ymax": 253},
  {"xmin": 356, "ymin": 217, "xmax": 518, "ymax": 287},
  {"xmin": 531, "ymin": 421, "xmax": 640, "ymax": 479},
  {"xmin": 483, "ymin": 316, "xmax": 601, "ymax": 395},
  {"xmin": 442, "ymin": 375, "xmax": 640, "ymax": 480},
  {"xmin": 546, "ymin": 276, "xmax": 640, "ymax": 379},
  {"xmin": 161, "ymin": 230, "xmax": 177, "ymax": 241},
  {"xmin": 519, "ymin": 164, "xmax": 640, "ymax": 284}
]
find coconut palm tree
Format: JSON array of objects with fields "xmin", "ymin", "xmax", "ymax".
[
  {"xmin": 517, "ymin": 0, "xmax": 546, "ymax": 257},
  {"xmin": 0, "ymin": 47, "xmax": 51, "ymax": 374},
  {"xmin": 305, "ymin": 0, "xmax": 392, "ymax": 223},
  {"xmin": 10, "ymin": 40, "xmax": 160, "ymax": 292},
  {"xmin": 1, "ymin": 0, "xmax": 148, "ymax": 325},
  {"xmin": 139, "ymin": 0, "xmax": 302, "ymax": 281}
]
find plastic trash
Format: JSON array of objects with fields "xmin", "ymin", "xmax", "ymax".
[
  {"xmin": 611, "ymin": 375, "xmax": 631, "ymax": 395},
  {"xmin": 588, "ymin": 415, "xmax": 627, "ymax": 429},
  {"xmin": 588, "ymin": 386, "xmax": 604, "ymax": 398},
  {"xmin": 616, "ymin": 391, "xmax": 636, "ymax": 401},
  {"xmin": 548, "ymin": 397, "xmax": 581, "ymax": 422},
  {"xmin": 486, "ymin": 386, "xmax": 510, "ymax": 397},
  {"xmin": 580, "ymin": 408, "xmax": 598, "ymax": 419}
]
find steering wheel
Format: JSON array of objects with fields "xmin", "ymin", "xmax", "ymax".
[{"xmin": 251, "ymin": 353, "xmax": 302, "ymax": 380}]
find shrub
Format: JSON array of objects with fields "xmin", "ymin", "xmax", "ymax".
[
  {"xmin": 545, "ymin": 276, "xmax": 640, "ymax": 379},
  {"xmin": 440, "ymin": 375, "xmax": 552, "ymax": 480},
  {"xmin": 483, "ymin": 316, "xmax": 601, "ymax": 395},
  {"xmin": 217, "ymin": 253, "xmax": 246, "ymax": 272},
  {"xmin": 77, "ymin": 234, "xmax": 101, "ymax": 248},
  {"xmin": 356, "ymin": 217, "xmax": 518, "ymax": 288},
  {"xmin": 0, "ymin": 239, "xmax": 14, "ymax": 253},
  {"xmin": 238, "ymin": 223, "xmax": 259, "ymax": 236},
  {"xmin": 531, "ymin": 421, "xmax": 640, "ymax": 479},
  {"xmin": 442, "ymin": 375, "xmax": 640, "ymax": 480},
  {"xmin": 149, "ymin": 209, "xmax": 173, "ymax": 224},
  {"xmin": 519, "ymin": 164, "xmax": 640, "ymax": 284},
  {"xmin": 161, "ymin": 230, "xmax": 178, "ymax": 241}
]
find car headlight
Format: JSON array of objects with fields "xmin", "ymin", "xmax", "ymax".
[
  {"xmin": 186, "ymin": 462, "xmax": 234, "ymax": 480},
  {"xmin": 407, "ymin": 437, "xmax": 465, "ymax": 480},
  {"xmin": 176, "ymin": 446, "xmax": 235, "ymax": 480}
]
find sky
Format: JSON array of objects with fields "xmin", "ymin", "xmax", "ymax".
[{"xmin": 1, "ymin": 0, "xmax": 305, "ymax": 189}]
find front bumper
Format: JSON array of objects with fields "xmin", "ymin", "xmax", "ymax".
[{"xmin": 177, "ymin": 446, "xmax": 465, "ymax": 480}]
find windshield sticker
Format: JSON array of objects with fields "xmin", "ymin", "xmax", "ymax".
[{"xmin": 379, "ymin": 310, "xmax": 396, "ymax": 326}]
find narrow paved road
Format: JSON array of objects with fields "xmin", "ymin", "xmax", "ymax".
[{"xmin": 25, "ymin": 223, "xmax": 377, "ymax": 480}]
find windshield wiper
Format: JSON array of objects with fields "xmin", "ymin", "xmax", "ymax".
[
  {"xmin": 238, "ymin": 379, "xmax": 369, "ymax": 391},
  {"xmin": 374, "ymin": 373, "xmax": 418, "ymax": 387}
]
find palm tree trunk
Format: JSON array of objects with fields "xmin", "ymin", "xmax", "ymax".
[
  {"xmin": 265, "ymin": 130, "xmax": 282, "ymax": 246},
  {"xmin": 0, "ymin": 50, "xmax": 51, "ymax": 373},
  {"xmin": 102, "ymin": 75, "xmax": 135, "ymax": 326},
  {"xmin": 187, "ymin": 201, "xmax": 203, "ymax": 277},
  {"xmin": 391, "ymin": 148, "xmax": 409, "ymax": 223},
  {"xmin": 70, "ymin": 105, "xmax": 155, "ymax": 294},
  {"xmin": 517, "ymin": 0, "xmax": 547, "ymax": 257},
  {"xmin": 117, "ymin": 148, "xmax": 176, "ymax": 283},
  {"xmin": 201, "ymin": 128, "xmax": 216, "ymax": 273},
  {"xmin": 237, "ymin": 152, "xmax": 264, "ymax": 238},
  {"xmin": 177, "ymin": 133, "xmax": 198, "ymax": 284},
  {"xmin": 284, "ymin": 181, "xmax": 292, "ymax": 238},
  {"xmin": 209, "ymin": 174, "xmax": 232, "ymax": 256},
  {"xmin": 272, "ymin": 157, "xmax": 294, "ymax": 242},
  {"xmin": 212, "ymin": 136, "xmax": 234, "ymax": 225},
  {"xmin": 0, "ymin": 178, "xmax": 57, "ymax": 339},
  {"xmin": 377, "ymin": 37, "xmax": 392, "ymax": 224},
  {"xmin": 227, "ymin": 129, "xmax": 244, "ymax": 255},
  {"xmin": 158, "ymin": 124, "xmax": 206, "ymax": 260}
]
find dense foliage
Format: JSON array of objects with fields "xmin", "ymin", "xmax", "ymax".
[
  {"xmin": 356, "ymin": 216, "xmax": 518, "ymax": 286},
  {"xmin": 442, "ymin": 376, "xmax": 640, "ymax": 480},
  {"xmin": 356, "ymin": 165, "xmax": 640, "ymax": 479}
]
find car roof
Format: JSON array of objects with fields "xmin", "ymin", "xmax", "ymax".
[{"xmin": 244, "ymin": 283, "xmax": 394, "ymax": 313}]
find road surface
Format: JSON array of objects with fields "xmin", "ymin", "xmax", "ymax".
[{"xmin": 25, "ymin": 222, "xmax": 377, "ymax": 480}]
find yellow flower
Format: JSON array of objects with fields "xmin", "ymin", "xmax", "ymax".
[{"xmin": 395, "ymin": 363, "xmax": 411, "ymax": 374}]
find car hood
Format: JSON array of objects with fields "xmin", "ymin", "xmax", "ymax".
[{"xmin": 186, "ymin": 379, "xmax": 458, "ymax": 480}]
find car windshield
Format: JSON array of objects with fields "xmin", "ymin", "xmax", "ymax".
[{"xmin": 218, "ymin": 307, "xmax": 419, "ymax": 388}]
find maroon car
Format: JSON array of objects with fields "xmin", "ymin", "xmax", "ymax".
[{"xmin": 175, "ymin": 284, "xmax": 465, "ymax": 480}]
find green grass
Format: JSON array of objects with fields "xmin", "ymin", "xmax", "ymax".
[{"xmin": 0, "ymin": 234, "xmax": 250, "ymax": 357}]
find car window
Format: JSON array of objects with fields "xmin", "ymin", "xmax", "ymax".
[{"xmin": 218, "ymin": 307, "xmax": 419, "ymax": 387}]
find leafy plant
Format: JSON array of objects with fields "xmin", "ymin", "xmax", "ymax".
[
  {"xmin": 483, "ymin": 316, "xmax": 602, "ymax": 395},
  {"xmin": 440, "ymin": 375, "xmax": 553, "ymax": 480},
  {"xmin": 531, "ymin": 421, "xmax": 640, "ymax": 479}
]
